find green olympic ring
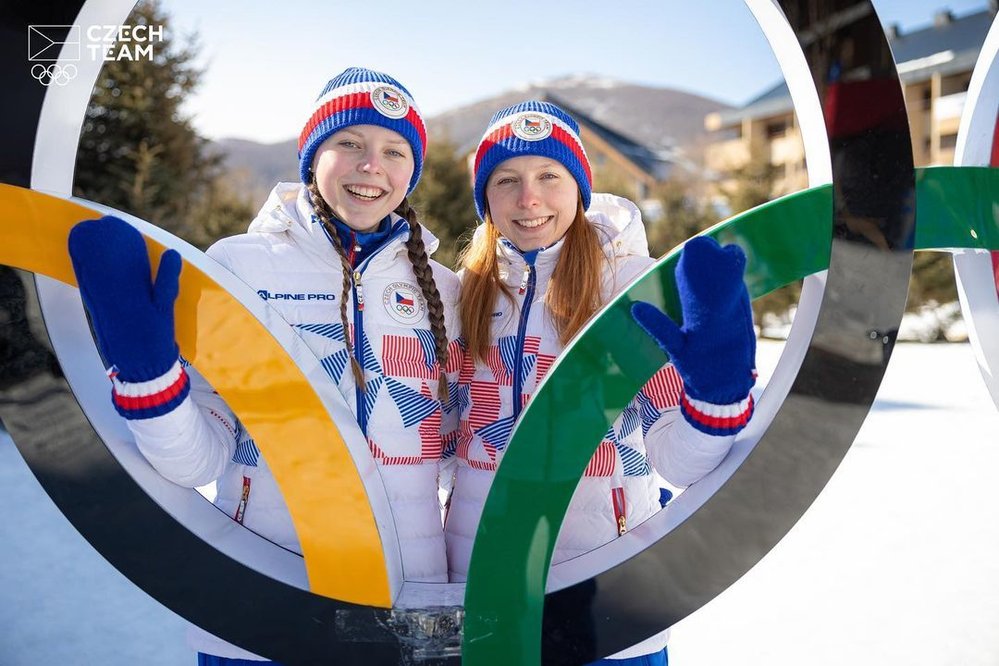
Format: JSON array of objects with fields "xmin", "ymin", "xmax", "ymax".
[{"xmin": 463, "ymin": 166, "xmax": 999, "ymax": 662}]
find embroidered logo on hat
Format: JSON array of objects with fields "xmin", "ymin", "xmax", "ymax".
[
  {"xmin": 371, "ymin": 85, "xmax": 410, "ymax": 119},
  {"xmin": 511, "ymin": 113, "xmax": 553, "ymax": 141},
  {"xmin": 382, "ymin": 282, "xmax": 425, "ymax": 324}
]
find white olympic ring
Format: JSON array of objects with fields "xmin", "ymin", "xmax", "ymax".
[{"xmin": 30, "ymin": 63, "xmax": 77, "ymax": 87}]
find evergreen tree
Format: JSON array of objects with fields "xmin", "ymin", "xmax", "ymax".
[
  {"xmin": 647, "ymin": 176, "xmax": 719, "ymax": 258},
  {"xmin": 74, "ymin": 0, "xmax": 252, "ymax": 248},
  {"xmin": 409, "ymin": 138, "xmax": 478, "ymax": 269}
]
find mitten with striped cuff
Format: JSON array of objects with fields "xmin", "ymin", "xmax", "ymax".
[
  {"xmin": 68, "ymin": 216, "xmax": 188, "ymax": 419},
  {"xmin": 631, "ymin": 236, "xmax": 756, "ymax": 436}
]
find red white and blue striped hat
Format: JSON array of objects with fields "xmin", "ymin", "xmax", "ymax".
[
  {"xmin": 298, "ymin": 67, "xmax": 427, "ymax": 194},
  {"xmin": 472, "ymin": 100, "xmax": 592, "ymax": 221}
]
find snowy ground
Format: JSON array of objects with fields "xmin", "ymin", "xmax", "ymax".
[
  {"xmin": 1, "ymin": 340, "xmax": 997, "ymax": 665},
  {"xmin": 669, "ymin": 340, "xmax": 999, "ymax": 665}
]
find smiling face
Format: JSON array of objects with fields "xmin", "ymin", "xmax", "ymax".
[
  {"xmin": 311, "ymin": 124, "xmax": 414, "ymax": 232},
  {"xmin": 484, "ymin": 155, "xmax": 580, "ymax": 252}
]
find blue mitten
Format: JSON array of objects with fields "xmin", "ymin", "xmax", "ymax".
[
  {"xmin": 631, "ymin": 237, "xmax": 756, "ymax": 433},
  {"xmin": 68, "ymin": 216, "xmax": 182, "ymax": 384}
]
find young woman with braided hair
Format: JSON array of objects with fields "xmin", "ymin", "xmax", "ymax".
[
  {"xmin": 68, "ymin": 67, "xmax": 461, "ymax": 665},
  {"xmin": 445, "ymin": 101, "xmax": 758, "ymax": 665}
]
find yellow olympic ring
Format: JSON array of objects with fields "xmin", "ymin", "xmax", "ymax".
[{"xmin": 0, "ymin": 183, "xmax": 393, "ymax": 607}]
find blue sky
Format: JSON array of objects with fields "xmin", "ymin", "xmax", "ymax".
[{"xmin": 161, "ymin": 0, "xmax": 993, "ymax": 142}]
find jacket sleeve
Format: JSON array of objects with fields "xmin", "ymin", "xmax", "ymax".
[
  {"xmin": 121, "ymin": 361, "xmax": 240, "ymax": 488},
  {"xmin": 122, "ymin": 239, "xmax": 245, "ymax": 488},
  {"xmin": 644, "ymin": 409, "xmax": 736, "ymax": 488},
  {"xmin": 609, "ymin": 254, "xmax": 743, "ymax": 487}
]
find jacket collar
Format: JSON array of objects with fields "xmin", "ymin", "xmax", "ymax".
[{"xmin": 247, "ymin": 182, "xmax": 441, "ymax": 270}]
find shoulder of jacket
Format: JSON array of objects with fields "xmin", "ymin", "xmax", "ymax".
[
  {"xmin": 428, "ymin": 260, "xmax": 460, "ymax": 294},
  {"xmin": 208, "ymin": 230, "xmax": 292, "ymax": 258}
]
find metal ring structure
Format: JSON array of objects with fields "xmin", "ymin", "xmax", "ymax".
[
  {"xmin": 953, "ymin": 16, "xmax": 999, "ymax": 409},
  {"xmin": 1, "ymin": 1, "xmax": 997, "ymax": 664}
]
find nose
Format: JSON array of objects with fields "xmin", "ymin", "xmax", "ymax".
[
  {"xmin": 516, "ymin": 181, "xmax": 540, "ymax": 209},
  {"xmin": 358, "ymin": 149, "xmax": 384, "ymax": 174}
]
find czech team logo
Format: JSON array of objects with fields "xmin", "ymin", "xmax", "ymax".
[
  {"xmin": 511, "ymin": 113, "xmax": 553, "ymax": 141},
  {"xmin": 370, "ymin": 85, "xmax": 409, "ymax": 119},
  {"xmin": 382, "ymin": 282, "xmax": 425, "ymax": 324}
]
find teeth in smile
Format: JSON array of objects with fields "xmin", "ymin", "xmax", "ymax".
[
  {"xmin": 345, "ymin": 185, "xmax": 384, "ymax": 200},
  {"xmin": 516, "ymin": 216, "xmax": 551, "ymax": 228}
]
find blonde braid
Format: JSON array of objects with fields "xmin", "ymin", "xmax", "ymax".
[
  {"xmin": 396, "ymin": 198, "xmax": 451, "ymax": 403},
  {"xmin": 306, "ymin": 178, "xmax": 366, "ymax": 390}
]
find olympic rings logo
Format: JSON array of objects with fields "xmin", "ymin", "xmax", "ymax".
[
  {"xmin": 30, "ymin": 63, "xmax": 77, "ymax": 86},
  {"xmin": 2, "ymin": 0, "xmax": 998, "ymax": 664}
]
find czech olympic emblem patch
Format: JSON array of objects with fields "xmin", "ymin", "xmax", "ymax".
[
  {"xmin": 382, "ymin": 282, "xmax": 425, "ymax": 324},
  {"xmin": 511, "ymin": 113, "xmax": 553, "ymax": 141},
  {"xmin": 370, "ymin": 85, "xmax": 409, "ymax": 119}
]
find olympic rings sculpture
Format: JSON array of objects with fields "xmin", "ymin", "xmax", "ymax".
[{"xmin": 1, "ymin": 1, "xmax": 997, "ymax": 664}]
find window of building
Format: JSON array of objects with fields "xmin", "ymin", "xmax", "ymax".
[
  {"xmin": 940, "ymin": 133, "xmax": 958, "ymax": 150},
  {"xmin": 766, "ymin": 121, "xmax": 787, "ymax": 138}
]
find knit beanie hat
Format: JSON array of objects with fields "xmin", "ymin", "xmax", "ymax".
[
  {"xmin": 472, "ymin": 100, "xmax": 592, "ymax": 220},
  {"xmin": 298, "ymin": 67, "xmax": 427, "ymax": 194}
]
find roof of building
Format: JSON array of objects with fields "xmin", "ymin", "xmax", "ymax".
[
  {"xmin": 710, "ymin": 7, "xmax": 995, "ymax": 127},
  {"xmin": 543, "ymin": 93, "xmax": 673, "ymax": 180}
]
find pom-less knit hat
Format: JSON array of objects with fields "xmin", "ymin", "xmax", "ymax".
[
  {"xmin": 298, "ymin": 67, "xmax": 427, "ymax": 195},
  {"xmin": 472, "ymin": 100, "xmax": 592, "ymax": 221}
]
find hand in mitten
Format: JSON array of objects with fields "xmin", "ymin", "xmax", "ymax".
[
  {"xmin": 631, "ymin": 236, "xmax": 756, "ymax": 434},
  {"xmin": 69, "ymin": 216, "xmax": 183, "ymax": 396}
]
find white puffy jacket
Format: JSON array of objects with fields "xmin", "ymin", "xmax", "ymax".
[
  {"xmin": 444, "ymin": 193, "xmax": 744, "ymax": 657},
  {"xmin": 120, "ymin": 182, "xmax": 461, "ymax": 659}
]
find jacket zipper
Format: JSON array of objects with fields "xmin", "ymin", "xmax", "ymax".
[
  {"xmin": 511, "ymin": 262, "xmax": 536, "ymax": 421},
  {"xmin": 347, "ymin": 222, "xmax": 408, "ymax": 435},
  {"xmin": 611, "ymin": 486, "xmax": 627, "ymax": 535},
  {"xmin": 352, "ymin": 269, "xmax": 367, "ymax": 434}
]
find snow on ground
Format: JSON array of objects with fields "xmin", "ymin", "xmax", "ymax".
[
  {"xmin": 0, "ymin": 341, "xmax": 997, "ymax": 664},
  {"xmin": 0, "ymin": 435, "xmax": 189, "ymax": 664},
  {"xmin": 669, "ymin": 340, "xmax": 999, "ymax": 665}
]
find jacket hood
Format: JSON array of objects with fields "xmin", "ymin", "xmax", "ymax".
[
  {"xmin": 246, "ymin": 182, "xmax": 441, "ymax": 258},
  {"xmin": 584, "ymin": 192, "xmax": 651, "ymax": 260}
]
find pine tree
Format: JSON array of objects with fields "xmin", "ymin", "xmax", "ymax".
[
  {"xmin": 409, "ymin": 138, "xmax": 478, "ymax": 269},
  {"xmin": 647, "ymin": 176, "xmax": 719, "ymax": 258},
  {"xmin": 74, "ymin": 0, "xmax": 252, "ymax": 248}
]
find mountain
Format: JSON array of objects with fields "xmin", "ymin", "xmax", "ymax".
[
  {"xmin": 211, "ymin": 75, "xmax": 732, "ymax": 207},
  {"xmin": 209, "ymin": 137, "xmax": 298, "ymax": 208},
  {"xmin": 428, "ymin": 74, "xmax": 731, "ymax": 155}
]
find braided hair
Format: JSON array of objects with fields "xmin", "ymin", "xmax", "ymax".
[
  {"xmin": 306, "ymin": 178, "xmax": 366, "ymax": 390},
  {"xmin": 395, "ymin": 197, "xmax": 451, "ymax": 403},
  {"xmin": 306, "ymin": 179, "xmax": 451, "ymax": 402}
]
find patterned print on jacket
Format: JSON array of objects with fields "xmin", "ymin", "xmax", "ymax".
[
  {"xmin": 453, "ymin": 333, "xmax": 684, "ymax": 476},
  {"xmin": 293, "ymin": 320, "xmax": 463, "ymax": 465}
]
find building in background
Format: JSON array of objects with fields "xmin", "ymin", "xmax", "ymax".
[{"xmin": 703, "ymin": 4, "xmax": 997, "ymax": 203}]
